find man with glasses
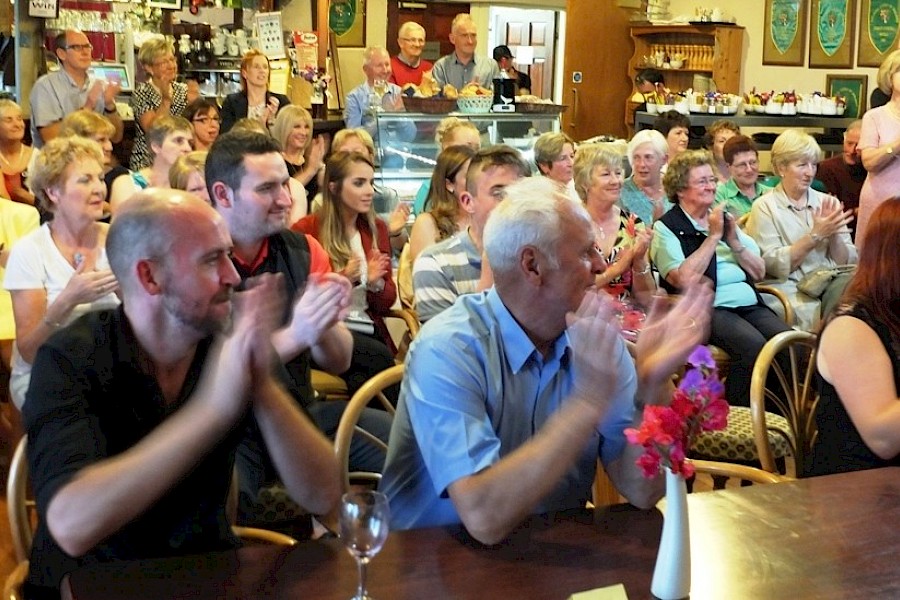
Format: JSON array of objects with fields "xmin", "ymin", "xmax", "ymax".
[
  {"xmin": 432, "ymin": 14, "xmax": 499, "ymax": 91},
  {"xmin": 30, "ymin": 30, "xmax": 124, "ymax": 148},
  {"xmin": 390, "ymin": 21, "xmax": 432, "ymax": 87},
  {"xmin": 714, "ymin": 135, "xmax": 772, "ymax": 218}
]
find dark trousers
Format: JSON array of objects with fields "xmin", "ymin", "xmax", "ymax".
[
  {"xmin": 708, "ymin": 304, "xmax": 793, "ymax": 408},
  {"xmin": 338, "ymin": 331, "xmax": 399, "ymax": 405}
]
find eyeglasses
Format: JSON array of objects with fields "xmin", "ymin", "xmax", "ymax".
[
  {"xmin": 731, "ymin": 159, "xmax": 759, "ymax": 170},
  {"xmin": 400, "ymin": 37, "xmax": 425, "ymax": 44},
  {"xmin": 455, "ymin": 33, "xmax": 477, "ymax": 39},
  {"xmin": 688, "ymin": 177, "xmax": 718, "ymax": 188},
  {"xmin": 193, "ymin": 116, "xmax": 221, "ymax": 124},
  {"xmin": 65, "ymin": 43, "xmax": 93, "ymax": 52}
]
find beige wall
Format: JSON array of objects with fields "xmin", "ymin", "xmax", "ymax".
[{"xmin": 668, "ymin": 0, "xmax": 879, "ymax": 99}]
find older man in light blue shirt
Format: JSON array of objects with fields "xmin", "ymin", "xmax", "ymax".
[
  {"xmin": 344, "ymin": 46, "xmax": 414, "ymax": 143},
  {"xmin": 431, "ymin": 14, "xmax": 500, "ymax": 90},
  {"xmin": 380, "ymin": 181, "xmax": 713, "ymax": 544}
]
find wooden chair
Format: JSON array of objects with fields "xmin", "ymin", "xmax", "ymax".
[
  {"xmin": 334, "ymin": 364, "xmax": 402, "ymax": 492},
  {"xmin": 750, "ymin": 330, "xmax": 819, "ymax": 477},
  {"xmin": 690, "ymin": 459, "xmax": 788, "ymax": 485}
]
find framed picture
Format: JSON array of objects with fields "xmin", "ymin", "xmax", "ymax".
[
  {"xmin": 764, "ymin": 0, "xmax": 809, "ymax": 66},
  {"xmin": 147, "ymin": 0, "xmax": 183, "ymax": 10},
  {"xmin": 330, "ymin": 0, "xmax": 366, "ymax": 48},
  {"xmin": 810, "ymin": 0, "xmax": 856, "ymax": 68},
  {"xmin": 28, "ymin": 0, "xmax": 59, "ymax": 19},
  {"xmin": 826, "ymin": 74, "xmax": 868, "ymax": 117},
  {"xmin": 858, "ymin": 0, "xmax": 900, "ymax": 67}
]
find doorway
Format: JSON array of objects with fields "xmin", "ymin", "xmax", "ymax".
[{"xmin": 489, "ymin": 7, "xmax": 559, "ymax": 101}]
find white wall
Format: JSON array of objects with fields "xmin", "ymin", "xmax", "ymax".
[{"xmin": 668, "ymin": 0, "xmax": 879, "ymax": 99}]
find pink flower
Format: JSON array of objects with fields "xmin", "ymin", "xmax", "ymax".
[{"xmin": 627, "ymin": 345, "xmax": 729, "ymax": 478}]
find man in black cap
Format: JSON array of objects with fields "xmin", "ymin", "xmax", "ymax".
[{"xmin": 493, "ymin": 45, "xmax": 531, "ymax": 95}]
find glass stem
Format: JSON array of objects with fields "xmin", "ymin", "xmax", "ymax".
[{"xmin": 356, "ymin": 556, "xmax": 370, "ymax": 599}]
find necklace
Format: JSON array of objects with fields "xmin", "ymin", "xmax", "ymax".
[{"xmin": 0, "ymin": 145, "xmax": 25, "ymax": 167}]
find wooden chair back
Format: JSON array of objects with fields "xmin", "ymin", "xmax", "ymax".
[
  {"xmin": 750, "ymin": 330, "xmax": 819, "ymax": 476},
  {"xmin": 690, "ymin": 459, "xmax": 788, "ymax": 485},
  {"xmin": 334, "ymin": 364, "xmax": 402, "ymax": 492}
]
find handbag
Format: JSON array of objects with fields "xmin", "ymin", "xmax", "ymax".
[{"xmin": 797, "ymin": 264, "xmax": 856, "ymax": 298}]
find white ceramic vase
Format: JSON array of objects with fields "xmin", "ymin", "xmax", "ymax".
[{"xmin": 651, "ymin": 468, "xmax": 690, "ymax": 600}]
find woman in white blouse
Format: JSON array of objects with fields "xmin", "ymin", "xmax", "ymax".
[
  {"xmin": 746, "ymin": 129, "xmax": 857, "ymax": 331},
  {"xmin": 4, "ymin": 137, "xmax": 120, "ymax": 409}
]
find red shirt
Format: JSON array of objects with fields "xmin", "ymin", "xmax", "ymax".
[{"xmin": 389, "ymin": 55, "xmax": 434, "ymax": 87}]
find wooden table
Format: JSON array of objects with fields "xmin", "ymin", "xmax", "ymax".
[{"xmin": 65, "ymin": 468, "xmax": 900, "ymax": 599}]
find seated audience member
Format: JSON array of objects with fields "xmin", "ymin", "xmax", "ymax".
[
  {"xmin": 329, "ymin": 128, "xmax": 409, "ymax": 251},
  {"xmin": 22, "ymin": 189, "xmax": 340, "ymax": 598},
  {"xmin": 133, "ymin": 115, "xmax": 193, "ymax": 196},
  {"xmin": 344, "ymin": 47, "xmax": 408, "ymax": 138},
  {"xmin": 184, "ymin": 98, "xmax": 221, "ymax": 151},
  {"xmin": 29, "ymin": 30, "xmax": 124, "ymax": 149},
  {"xmin": 58, "ymin": 110, "xmax": 138, "ymax": 214},
  {"xmin": 493, "ymin": 45, "xmax": 531, "ymax": 95},
  {"xmin": 533, "ymin": 131, "xmax": 579, "ymax": 203},
  {"xmin": 0, "ymin": 198, "xmax": 40, "ymax": 416},
  {"xmin": 653, "ymin": 110, "xmax": 691, "ymax": 162},
  {"xmin": 271, "ymin": 105, "xmax": 323, "ymax": 211},
  {"xmin": 4, "ymin": 137, "xmax": 120, "ymax": 411},
  {"xmin": 413, "ymin": 146, "xmax": 529, "ymax": 322},
  {"xmin": 704, "ymin": 119, "xmax": 740, "ymax": 182},
  {"xmin": 805, "ymin": 198, "xmax": 900, "ymax": 477},
  {"xmin": 620, "ymin": 129, "xmax": 672, "ymax": 224},
  {"xmin": 714, "ymin": 135, "xmax": 771, "ymax": 218},
  {"xmin": 206, "ymin": 131, "xmax": 390, "ymax": 529},
  {"xmin": 293, "ymin": 151, "xmax": 398, "ymax": 354},
  {"xmin": 815, "ymin": 120, "xmax": 865, "ymax": 240},
  {"xmin": 410, "ymin": 145, "xmax": 475, "ymax": 264},
  {"xmin": 574, "ymin": 145, "xmax": 655, "ymax": 308},
  {"xmin": 130, "ymin": 36, "xmax": 194, "ymax": 170},
  {"xmin": 380, "ymin": 183, "xmax": 713, "ymax": 538},
  {"xmin": 169, "ymin": 151, "xmax": 210, "ymax": 204},
  {"xmin": 412, "ymin": 117, "xmax": 481, "ymax": 215},
  {"xmin": 0, "ymin": 99, "xmax": 35, "ymax": 205},
  {"xmin": 746, "ymin": 129, "xmax": 857, "ymax": 332},
  {"xmin": 651, "ymin": 150, "xmax": 792, "ymax": 408},
  {"xmin": 219, "ymin": 49, "xmax": 291, "ymax": 134},
  {"xmin": 390, "ymin": 22, "xmax": 433, "ymax": 87},
  {"xmin": 431, "ymin": 14, "xmax": 500, "ymax": 90}
]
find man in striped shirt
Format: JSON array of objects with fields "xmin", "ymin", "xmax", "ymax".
[{"xmin": 413, "ymin": 146, "xmax": 529, "ymax": 321}]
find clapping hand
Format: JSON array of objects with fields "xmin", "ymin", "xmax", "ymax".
[
  {"xmin": 85, "ymin": 81, "xmax": 105, "ymax": 110},
  {"xmin": 707, "ymin": 205, "xmax": 726, "ymax": 242},
  {"xmin": 308, "ymin": 136, "xmax": 327, "ymax": 172},
  {"xmin": 285, "ymin": 273, "xmax": 352, "ymax": 350},
  {"xmin": 366, "ymin": 248, "xmax": 391, "ymax": 284},
  {"xmin": 264, "ymin": 96, "xmax": 281, "ymax": 125},
  {"xmin": 811, "ymin": 195, "xmax": 854, "ymax": 241},
  {"xmin": 341, "ymin": 256, "xmax": 362, "ymax": 285},
  {"xmin": 388, "ymin": 202, "xmax": 411, "ymax": 235},
  {"xmin": 61, "ymin": 261, "xmax": 119, "ymax": 306},
  {"xmin": 632, "ymin": 227, "xmax": 653, "ymax": 260},
  {"xmin": 566, "ymin": 290, "xmax": 622, "ymax": 412},
  {"xmin": 635, "ymin": 282, "xmax": 713, "ymax": 396},
  {"xmin": 102, "ymin": 82, "xmax": 122, "ymax": 109}
]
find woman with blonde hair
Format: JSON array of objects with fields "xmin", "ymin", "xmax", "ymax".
[
  {"xmin": 0, "ymin": 99, "xmax": 34, "ymax": 205},
  {"xmin": 220, "ymin": 49, "xmax": 291, "ymax": 133},
  {"xmin": 3, "ymin": 137, "xmax": 120, "ymax": 409},
  {"xmin": 747, "ymin": 129, "xmax": 857, "ymax": 331},
  {"xmin": 534, "ymin": 131, "xmax": 579, "ymax": 203},
  {"xmin": 412, "ymin": 117, "xmax": 481, "ymax": 214},
  {"xmin": 271, "ymin": 105, "xmax": 326, "ymax": 211},
  {"xmin": 59, "ymin": 109, "xmax": 136, "ymax": 213},
  {"xmin": 130, "ymin": 36, "xmax": 196, "ymax": 170},
  {"xmin": 857, "ymin": 49, "xmax": 900, "ymax": 247},
  {"xmin": 574, "ymin": 144, "xmax": 655, "ymax": 308},
  {"xmin": 169, "ymin": 151, "xmax": 210, "ymax": 204}
]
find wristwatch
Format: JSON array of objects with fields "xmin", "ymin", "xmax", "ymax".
[
  {"xmin": 104, "ymin": 105, "xmax": 118, "ymax": 114},
  {"xmin": 810, "ymin": 232, "xmax": 824, "ymax": 244},
  {"xmin": 886, "ymin": 145, "xmax": 895, "ymax": 158}
]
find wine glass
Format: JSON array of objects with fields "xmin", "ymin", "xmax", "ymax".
[{"xmin": 339, "ymin": 491, "xmax": 390, "ymax": 600}]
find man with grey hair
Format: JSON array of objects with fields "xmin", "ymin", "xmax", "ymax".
[
  {"xmin": 344, "ymin": 46, "xmax": 407, "ymax": 137},
  {"xmin": 815, "ymin": 119, "xmax": 865, "ymax": 239},
  {"xmin": 30, "ymin": 29, "xmax": 124, "ymax": 147},
  {"xmin": 381, "ymin": 183, "xmax": 713, "ymax": 543},
  {"xmin": 22, "ymin": 189, "xmax": 339, "ymax": 597},
  {"xmin": 391, "ymin": 21, "xmax": 432, "ymax": 87},
  {"xmin": 432, "ymin": 13, "xmax": 500, "ymax": 90}
]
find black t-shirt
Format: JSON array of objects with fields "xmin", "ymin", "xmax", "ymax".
[{"xmin": 23, "ymin": 307, "xmax": 241, "ymax": 598}]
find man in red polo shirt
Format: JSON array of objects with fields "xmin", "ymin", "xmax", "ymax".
[{"xmin": 390, "ymin": 21, "xmax": 433, "ymax": 87}]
